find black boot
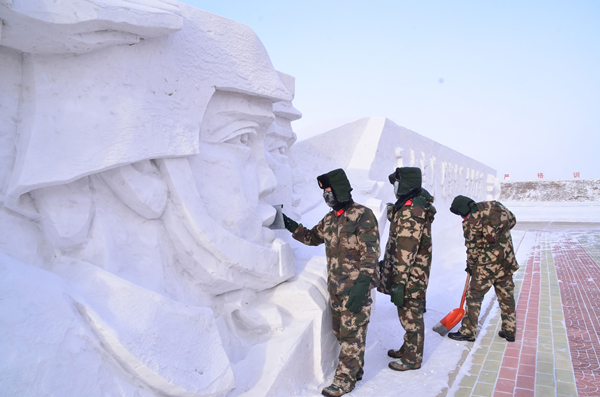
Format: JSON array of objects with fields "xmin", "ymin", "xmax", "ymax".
[
  {"xmin": 498, "ymin": 330, "xmax": 515, "ymax": 342},
  {"xmin": 387, "ymin": 349, "xmax": 404, "ymax": 359},
  {"xmin": 447, "ymin": 331, "xmax": 475, "ymax": 342}
]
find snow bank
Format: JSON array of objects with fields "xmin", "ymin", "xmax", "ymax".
[{"xmin": 500, "ymin": 179, "xmax": 600, "ymax": 202}]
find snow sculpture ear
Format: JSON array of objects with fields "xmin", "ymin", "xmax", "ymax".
[
  {"xmin": 29, "ymin": 177, "xmax": 94, "ymax": 249},
  {"xmin": 100, "ymin": 160, "xmax": 168, "ymax": 220}
]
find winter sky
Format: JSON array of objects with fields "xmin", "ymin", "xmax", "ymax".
[{"xmin": 181, "ymin": 1, "xmax": 600, "ymax": 182}]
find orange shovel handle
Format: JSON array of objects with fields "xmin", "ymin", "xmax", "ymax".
[{"xmin": 459, "ymin": 274, "xmax": 471, "ymax": 309}]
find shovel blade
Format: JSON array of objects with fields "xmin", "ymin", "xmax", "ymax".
[{"xmin": 439, "ymin": 308, "xmax": 465, "ymax": 330}]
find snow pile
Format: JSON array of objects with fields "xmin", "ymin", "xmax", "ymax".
[
  {"xmin": 500, "ymin": 179, "xmax": 600, "ymax": 202},
  {"xmin": 500, "ymin": 180, "xmax": 600, "ymax": 223}
]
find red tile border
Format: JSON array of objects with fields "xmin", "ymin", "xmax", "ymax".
[
  {"xmin": 514, "ymin": 387, "xmax": 535, "ymax": 397},
  {"xmin": 518, "ymin": 364, "xmax": 536, "ymax": 377},
  {"xmin": 501, "ymin": 356, "xmax": 519, "ymax": 369},
  {"xmin": 520, "ymin": 354, "xmax": 536, "ymax": 367},
  {"xmin": 516, "ymin": 375, "xmax": 535, "ymax": 390},
  {"xmin": 553, "ymin": 231, "xmax": 600, "ymax": 396},
  {"xmin": 498, "ymin": 367, "xmax": 518, "ymax": 380},
  {"xmin": 495, "ymin": 378, "xmax": 515, "ymax": 393},
  {"xmin": 494, "ymin": 233, "xmax": 541, "ymax": 395}
]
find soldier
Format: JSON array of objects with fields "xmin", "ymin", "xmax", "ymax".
[
  {"xmin": 379, "ymin": 167, "xmax": 436, "ymax": 371},
  {"xmin": 447, "ymin": 195, "xmax": 519, "ymax": 342},
  {"xmin": 282, "ymin": 168, "xmax": 380, "ymax": 397}
]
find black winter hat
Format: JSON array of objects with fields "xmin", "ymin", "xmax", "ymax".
[
  {"xmin": 450, "ymin": 195, "xmax": 476, "ymax": 217},
  {"xmin": 388, "ymin": 167, "xmax": 422, "ymax": 196},
  {"xmin": 317, "ymin": 169, "xmax": 353, "ymax": 202}
]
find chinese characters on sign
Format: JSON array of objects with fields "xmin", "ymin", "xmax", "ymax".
[
  {"xmin": 537, "ymin": 173, "xmax": 544, "ymax": 179},
  {"xmin": 504, "ymin": 174, "xmax": 510, "ymax": 180},
  {"xmin": 573, "ymin": 172, "xmax": 580, "ymax": 178}
]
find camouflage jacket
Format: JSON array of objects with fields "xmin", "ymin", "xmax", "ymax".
[
  {"xmin": 379, "ymin": 195, "xmax": 436, "ymax": 299},
  {"xmin": 292, "ymin": 202, "xmax": 380, "ymax": 296},
  {"xmin": 463, "ymin": 201, "xmax": 519, "ymax": 276}
]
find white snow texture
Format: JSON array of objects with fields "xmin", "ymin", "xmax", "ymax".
[{"xmin": 0, "ymin": 1, "xmax": 500, "ymax": 396}]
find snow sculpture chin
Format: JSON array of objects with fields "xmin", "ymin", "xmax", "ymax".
[{"xmin": 0, "ymin": 1, "xmax": 328, "ymax": 396}]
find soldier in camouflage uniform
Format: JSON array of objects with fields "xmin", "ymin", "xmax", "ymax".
[
  {"xmin": 447, "ymin": 195, "xmax": 519, "ymax": 342},
  {"xmin": 378, "ymin": 167, "xmax": 436, "ymax": 371},
  {"xmin": 282, "ymin": 169, "xmax": 380, "ymax": 397}
]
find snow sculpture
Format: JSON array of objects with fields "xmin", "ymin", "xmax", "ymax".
[{"xmin": 0, "ymin": 1, "xmax": 333, "ymax": 396}]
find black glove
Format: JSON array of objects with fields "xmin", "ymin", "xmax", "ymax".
[
  {"xmin": 465, "ymin": 266, "xmax": 472, "ymax": 276},
  {"xmin": 282, "ymin": 213, "xmax": 298, "ymax": 233},
  {"xmin": 390, "ymin": 283, "xmax": 405, "ymax": 308},
  {"xmin": 345, "ymin": 274, "xmax": 371, "ymax": 313}
]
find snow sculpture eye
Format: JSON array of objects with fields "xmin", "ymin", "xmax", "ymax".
[
  {"xmin": 224, "ymin": 127, "xmax": 255, "ymax": 146},
  {"xmin": 270, "ymin": 143, "xmax": 287, "ymax": 156},
  {"xmin": 267, "ymin": 141, "xmax": 289, "ymax": 163}
]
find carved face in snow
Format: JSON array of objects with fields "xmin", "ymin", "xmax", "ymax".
[
  {"xmin": 264, "ymin": 117, "xmax": 296, "ymax": 211},
  {"xmin": 188, "ymin": 90, "xmax": 278, "ymax": 245},
  {"xmin": 262, "ymin": 72, "xmax": 301, "ymax": 213}
]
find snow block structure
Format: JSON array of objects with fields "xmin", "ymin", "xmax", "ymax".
[{"xmin": 291, "ymin": 117, "xmax": 499, "ymax": 230}]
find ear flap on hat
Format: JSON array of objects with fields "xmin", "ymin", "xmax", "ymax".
[
  {"xmin": 388, "ymin": 167, "xmax": 402, "ymax": 185},
  {"xmin": 317, "ymin": 173, "xmax": 331, "ymax": 190},
  {"xmin": 318, "ymin": 169, "xmax": 352, "ymax": 202}
]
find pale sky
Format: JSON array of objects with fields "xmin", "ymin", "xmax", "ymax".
[{"xmin": 181, "ymin": 1, "xmax": 599, "ymax": 181}]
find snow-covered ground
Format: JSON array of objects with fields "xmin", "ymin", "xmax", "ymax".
[{"xmin": 507, "ymin": 202, "xmax": 600, "ymax": 225}]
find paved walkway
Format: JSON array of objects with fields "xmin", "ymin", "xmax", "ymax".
[{"xmin": 450, "ymin": 229, "xmax": 600, "ymax": 397}]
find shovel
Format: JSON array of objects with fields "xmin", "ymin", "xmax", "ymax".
[{"xmin": 432, "ymin": 274, "xmax": 471, "ymax": 336}]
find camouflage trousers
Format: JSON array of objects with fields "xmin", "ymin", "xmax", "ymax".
[
  {"xmin": 330, "ymin": 292, "xmax": 372, "ymax": 391},
  {"xmin": 459, "ymin": 269, "xmax": 516, "ymax": 338},
  {"xmin": 396, "ymin": 298, "xmax": 425, "ymax": 367}
]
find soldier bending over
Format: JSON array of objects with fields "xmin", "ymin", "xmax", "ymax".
[{"xmin": 447, "ymin": 195, "xmax": 519, "ymax": 342}]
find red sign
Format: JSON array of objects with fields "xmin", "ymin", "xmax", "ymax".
[
  {"xmin": 573, "ymin": 172, "xmax": 580, "ymax": 178},
  {"xmin": 537, "ymin": 173, "xmax": 544, "ymax": 179},
  {"xmin": 504, "ymin": 174, "xmax": 510, "ymax": 180}
]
